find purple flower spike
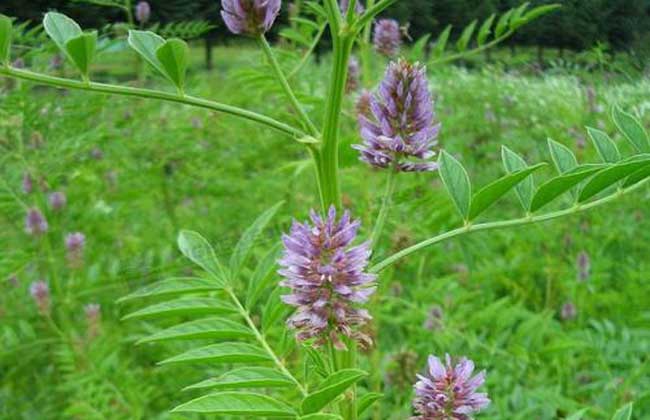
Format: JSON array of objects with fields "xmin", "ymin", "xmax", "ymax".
[
  {"xmin": 25, "ymin": 208, "xmax": 48, "ymax": 236},
  {"xmin": 561, "ymin": 302, "xmax": 577, "ymax": 320},
  {"xmin": 374, "ymin": 19, "xmax": 401, "ymax": 57},
  {"xmin": 48, "ymin": 191, "xmax": 67, "ymax": 211},
  {"xmin": 354, "ymin": 60, "xmax": 440, "ymax": 172},
  {"xmin": 30, "ymin": 281, "xmax": 50, "ymax": 315},
  {"xmin": 340, "ymin": 0, "xmax": 364, "ymax": 14},
  {"xmin": 413, "ymin": 354, "xmax": 490, "ymax": 420},
  {"xmin": 279, "ymin": 206, "xmax": 376, "ymax": 350},
  {"xmin": 135, "ymin": 1, "xmax": 151, "ymax": 24},
  {"xmin": 221, "ymin": 0, "xmax": 282, "ymax": 36},
  {"xmin": 66, "ymin": 232, "xmax": 86, "ymax": 268}
]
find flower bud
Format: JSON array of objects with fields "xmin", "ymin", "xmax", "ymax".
[
  {"xmin": 561, "ymin": 302, "xmax": 577, "ymax": 320},
  {"xmin": 84, "ymin": 303, "xmax": 101, "ymax": 338},
  {"xmin": 221, "ymin": 0, "xmax": 282, "ymax": 36},
  {"xmin": 346, "ymin": 56, "xmax": 361, "ymax": 93},
  {"xmin": 65, "ymin": 232, "xmax": 86, "ymax": 268},
  {"xmin": 340, "ymin": 0, "xmax": 364, "ymax": 14}
]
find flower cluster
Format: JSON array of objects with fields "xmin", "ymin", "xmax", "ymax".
[
  {"xmin": 279, "ymin": 206, "xmax": 376, "ymax": 350},
  {"xmin": 85, "ymin": 303, "xmax": 102, "ymax": 338},
  {"xmin": 221, "ymin": 0, "xmax": 282, "ymax": 36},
  {"xmin": 354, "ymin": 60, "xmax": 440, "ymax": 172},
  {"xmin": 374, "ymin": 19, "xmax": 401, "ymax": 57},
  {"xmin": 413, "ymin": 354, "xmax": 490, "ymax": 419}
]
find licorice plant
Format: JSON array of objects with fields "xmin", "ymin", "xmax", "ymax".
[{"xmin": 0, "ymin": 1, "xmax": 645, "ymax": 418}]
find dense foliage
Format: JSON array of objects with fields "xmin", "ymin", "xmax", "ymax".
[{"xmin": 1, "ymin": 1, "xmax": 649, "ymax": 419}]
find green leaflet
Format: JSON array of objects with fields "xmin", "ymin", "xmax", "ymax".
[
  {"xmin": 548, "ymin": 138, "xmax": 578, "ymax": 174},
  {"xmin": 172, "ymin": 392, "xmax": 295, "ymax": 417},
  {"xmin": 301, "ymin": 369, "xmax": 367, "ymax": 414},
  {"xmin": 184, "ymin": 367, "xmax": 294, "ymax": 391},
  {"xmin": 579, "ymin": 156, "xmax": 650, "ymax": 202},
  {"xmin": 477, "ymin": 14, "xmax": 496, "ymax": 46},
  {"xmin": 469, "ymin": 163, "xmax": 547, "ymax": 220},
  {"xmin": 117, "ymin": 277, "xmax": 220, "ymax": 303},
  {"xmin": 587, "ymin": 127, "xmax": 621, "ymax": 163},
  {"xmin": 177, "ymin": 230, "xmax": 226, "ymax": 284},
  {"xmin": 127, "ymin": 30, "xmax": 167, "ymax": 78},
  {"xmin": 159, "ymin": 342, "xmax": 271, "ymax": 365},
  {"xmin": 155, "ymin": 38, "xmax": 189, "ymax": 91},
  {"xmin": 137, "ymin": 317, "xmax": 253, "ymax": 344},
  {"xmin": 65, "ymin": 31, "xmax": 97, "ymax": 78},
  {"xmin": 530, "ymin": 164, "xmax": 605, "ymax": 212},
  {"xmin": 0, "ymin": 14, "xmax": 11, "ymax": 65},
  {"xmin": 501, "ymin": 146, "xmax": 535, "ymax": 210},
  {"xmin": 456, "ymin": 20, "xmax": 477, "ymax": 52},
  {"xmin": 612, "ymin": 105, "xmax": 650, "ymax": 153},
  {"xmin": 439, "ymin": 150, "xmax": 472, "ymax": 220},
  {"xmin": 230, "ymin": 201, "xmax": 283, "ymax": 277},
  {"xmin": 121, "ymin": 298, "xmax": 235, "ymax": 321},
  {"xmin": 357, "ymin": 392, "xmax": 383, "ymax": 417},
  {"xmin": 611, "ymin": 403, "xmax": 633, "ymax": 420}
]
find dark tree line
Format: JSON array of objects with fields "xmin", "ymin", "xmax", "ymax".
[{"xmin": 1, "ymin": 0, "xmax": 649, "ymax": 52}]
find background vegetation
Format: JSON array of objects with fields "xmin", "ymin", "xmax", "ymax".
[{"xmin": 1, "ymin": 1, "xmax": 650, "ymax": 419}]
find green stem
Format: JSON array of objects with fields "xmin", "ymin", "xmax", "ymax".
[
  {"xmin": 359, "ymin": 0, "xmax": 375, "ymax": 87},
  {"xmin": 320, "ymin": 31, "xmax": 354, "ymax": 209},
  {"xmin": 258, "ymin": 35, "xmax": 320, "ymax": 137},
  {"xmin": 0, "ymin": 67, "xmax": 305, "ymax": 139},
  {"xmin": 370, "ymin": 181, "xmax": 649, "ymax": 273},
  {"xmin": 225, "ymin": 288, "xmax": 308, "ymax": 397},
  {"xmin": 370, "ymin": 168, "xmax": 397, "ymax": 249}
]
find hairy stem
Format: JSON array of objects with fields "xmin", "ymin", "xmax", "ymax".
[
  {"xmin": 370, "ymin": 182, "xmax": 649, "ymax": 273},
  {"xmin": 370, "ymin": 168, "xmax": 397, "ymax": 249},
  {"xmin": 0, "ymin": 67, "xmax": 306, "ymax": 139},
  {"xmin": 258, "ymin": 35, "xmax": 320, "ymax": 137},
  {"xmin": 225, "ymin": 288, "xmax": 308, "ymax": 397}
]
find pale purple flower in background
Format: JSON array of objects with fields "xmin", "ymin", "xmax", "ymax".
[
  {"xmin": 374, "ymin": 19, "xmax": 401, "ymax": 57},
  {"xmin": 22, "ymin": 172, "xmax": 33, "ymax": 194},
  {"xmin": 356, "ymin": 90, "xmax": 372, "ymax": 118},
  {"xmin": 561, "ymin": 302, "xmax": 577, "ymax": 320},
  {"xmin": 413, "ymin": 354, "xmax": 490, "ymax": 420},
  {"xmin": 346, "ymin": 56, "xmax": 361, "ymax": 93},
  {"xmin": 90, "ymin": 147, "xmax": 104, "ymax": 160},
  {"xmin": 30, "ymin": 281, "xmax": 50, "ymax": 315},
  {"xmin": 340, "ymin": 0, "xmax": 364, "ymax": 14},
  {"xmin": 221, "ymin": 0, "xmax": 282, "ymax": 36},
  {"xmin": 135, "ymin": 1, "xmax": 151, "ymax": 24},
  {"xmin": 65, "ymin": 232, "xmax": 86, "ymax": 268},
  {"xmin": 423, "ymin": 305, "xmax": 443, "ymax": 331},
  {"xmin": 354, "ymin": 60, "xmax": 440, "ymax": 172},
  {"xmin": 48, "ymin": 191, "xmax": 67, "ymax": 211},
  {"xmin": 25, "ymin": 208, "xmax": 48, "ymax": 236},
  {"xmin": 577, "ymin": 251, "xmax": 590, "ymax": 282},
  {"xmin": 12, "ymin": 58, "xmax": 24, "ymax": 69},
  {"xmin": 279, "ymin": 206, "xmax": 376, "ymax": 350},
  {"xmin": 49, "ymin": 54, "xmax": 63, "ymax": 70},
  {"xmin": 84, "ymin": 303, "xmax": 101, "ymax": 338}
]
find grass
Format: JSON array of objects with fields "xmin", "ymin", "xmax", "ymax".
[{"xmin": 1, "ymin": 44, "xmax": 649, "ymax": 419}]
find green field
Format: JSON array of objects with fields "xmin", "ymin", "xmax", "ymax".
[{"xmin": 2, "ymin": 34, "xmax": 650, "ymax": 420}]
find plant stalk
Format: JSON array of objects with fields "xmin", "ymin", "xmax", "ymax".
[{"xmin": 0, "ymin": 67, "xmax": 306, "ymax": 139}]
